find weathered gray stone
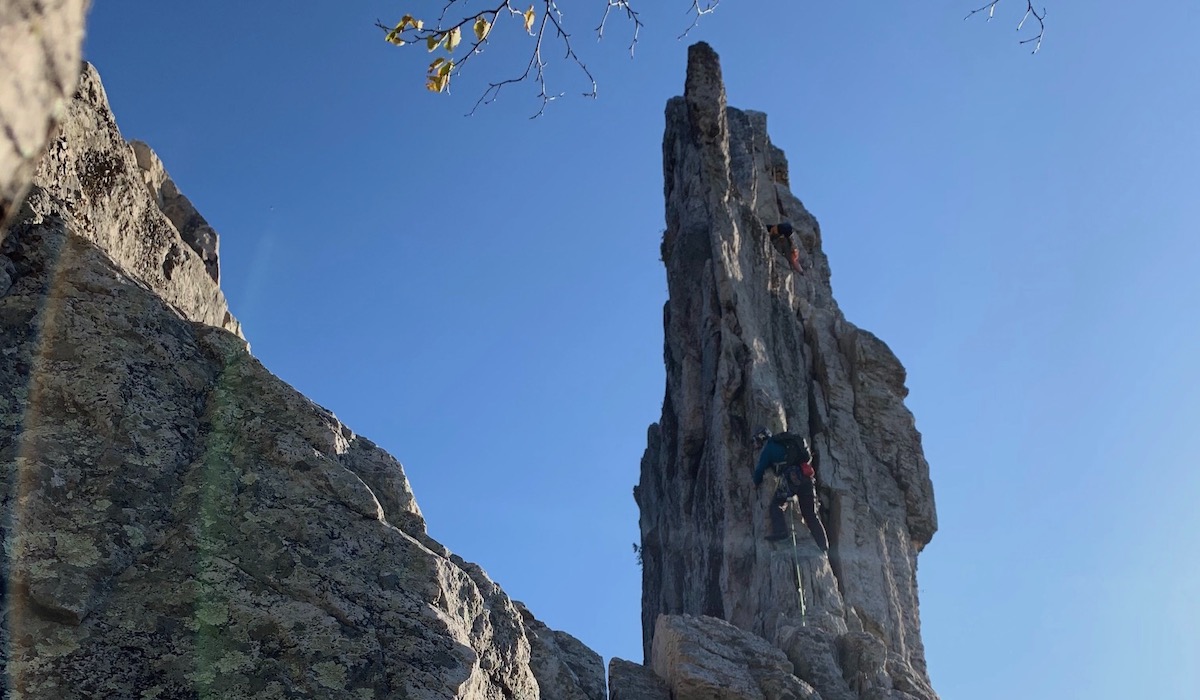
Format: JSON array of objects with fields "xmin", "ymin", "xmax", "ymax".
[
  {"xmin": 20, "ymin": 63, "xmax": 241, "ymax": 337},
  {"xmin": 130, "ymin": 140, "xmax": 220, "ymax": 283},
  {"xmin": 608, "ymin": 658, "xmax": 671, "ymax": 700},
  {"xmin": 0, "ymin": 63, "xmax": 599, "ymax": 700},
  {"xmin": 777, "ymin": 625, "xmax": 855, "ymax": 700},
  {"xmin": 836, "ymin": 632, "xmax": 892, "ymax": 697},
  {"xmin": 0, "ymin": 221, "xmax": 524, "ymax": 698},
  {"xmin": 636, "ymin": 42, "xmax": 938, "ymax": 699},
  {"xmin": 0, "ymin": 0, "xmax": 90, "ymax": 230},
  {"xmin": 882, "ymin": 651, "xmax": 937, "ymax": 700},
  {"xmin": 650, "ymin": 614, "xmax": 818, "ymax": 700},
  {"xmin": 0, "ymin": 250, "xmax": 14, "ymax": 295},
  {"xmin": 517, "ymin": 601, "xmax": 606, "ymax": 700}
]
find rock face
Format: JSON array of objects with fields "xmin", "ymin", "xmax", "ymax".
[
  {"xmin": 608, "ymin": 659, "xmax": 669, "ymax": 700},
  {"xmin": 1, "ymin": 64, "xmax": 603, "ymax": 699},
  {"xmin": 519, "ymin": 602, "xmax": 607, "ymax": 700},
  {"xmin": 651, "ymin": 615, "xmax": 817, "ymax": 700},
  {"xmin": 0, "ymin": 0, "xmax": 90, "ymax": 230},
  {"xmin": 130, "ymin": 140, "xmax": 222, "ymax": 283},
  {"xmin": 17, "ymin": 63, "xmax": 240, "ymax": 336},
  {"xmin": 627, "ymin": 43, "xmax": 939, "ymax": 700}
]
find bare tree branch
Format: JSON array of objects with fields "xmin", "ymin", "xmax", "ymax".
[
  {"xmin": 379, "ymin": 1, "xmax": 1049, "ymax": 117},
  {"xmin": 597, "ymin": 0, "xmax": 644, "ymax": 58},
  {"xmin": 965, "ymin": 0, "xmax": 1046, "ymax": 53},
  {"xmin": 375, "ymin": 0, "xmax": 511, "ymax": 87},
  {"xmin": 678, "ymin": 0, "xmax": 720, "ymax": 40},
  {"xmin": 380, "ymin": 1, "xmax": 612, "ymax": 117},
  {"xmin": 462, "ymin": 1, "xmax": 600, "ymax": 117}
]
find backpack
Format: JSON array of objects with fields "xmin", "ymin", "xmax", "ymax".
[{"xmin": 773, "ymin": 432, "xmax": 811, "ymax": 466}]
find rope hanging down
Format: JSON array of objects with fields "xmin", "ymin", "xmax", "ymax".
[{"xmin": 785, "ymin": 490, "xmax": 807, "ymax": 625}]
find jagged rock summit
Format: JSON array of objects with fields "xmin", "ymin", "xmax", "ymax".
[
  {"xmin": 0, "ymin": 63, "xmax": 603, "ymax": 699},
  {"xmin": 609, "ymin": 43, "xmax": 940, "ymax": 700}
]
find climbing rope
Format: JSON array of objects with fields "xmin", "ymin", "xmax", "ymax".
[{"xmin": 784, "ymin": 490, "xmax": 807, "ymax": 625}]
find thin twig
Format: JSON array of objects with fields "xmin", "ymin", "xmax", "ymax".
[
  {"xmin": 597, "ymin": 0, "xmax": 644, "ymax": 58},
  {"xmin": 965, "ymin": 0, "xmax": 1046, "ymax": 53},
  {"xmin": 678, "ymin": 0, "xmax": 719, "ymax": 40},
  {"xmin": 383, "ymin": 0, "xmax": 691, "ymax": 115},
  {"xmin": 375, "ymin": 0, "xmax": 510, "ymax": 79},
  {"xmin": 467, "ymin": 0, "xmax": 598, "ymax": 117}
]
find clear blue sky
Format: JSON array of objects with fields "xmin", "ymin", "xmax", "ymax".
[{"xmin": 83, "ymin": 1, "xmax": 1199, "ymax": 696}]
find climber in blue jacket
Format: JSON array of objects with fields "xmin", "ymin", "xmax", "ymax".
[{"xmin": 752, "ymin": 428, "xmax": 829, "ymax": 552}]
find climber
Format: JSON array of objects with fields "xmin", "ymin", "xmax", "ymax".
[
  {"xmin": 751, "ymin": 428, "xmax": 829, "ymax": 553},
  {"xmin": 766, "ymin": 221, "xmax": 802, "ymax": 273}
]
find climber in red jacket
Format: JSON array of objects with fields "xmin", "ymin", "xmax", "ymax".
[{"xmin": 767, "ymin": 221, "xmax": 802, "ymax": 272}]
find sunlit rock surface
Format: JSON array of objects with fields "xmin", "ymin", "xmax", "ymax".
[
  {"xmin": 651, "ymin": 615, "xmax": 818, "ymax": 700},
  {"xmin": 20, "ymin": 64, "xmax": 240, "ymax": 336},
  {"xmin": 1, "ymin": 63, "xmax": 603, "ymax": 700},
  {"xmin": 612, "ymin": 42, "xmax": 939, "ymax": 700},
  {"xmin": 0, "ymin": 0, "xmax": 90, "ymax": 230}
]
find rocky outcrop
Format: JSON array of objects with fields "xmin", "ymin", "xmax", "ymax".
[
  {"xmin": 130, "ymin": 140, "xmax": 221, "ymax": 283},
  {"xmin": 518, "ymin": 602, "xmax": 607, "ymax": 700},
  {"xmin": 608, "ymin": 659, "xmax": 670, "ymax": 700},
  {"xmin": 18, "ymin": 63, "xmax": 239, "ymax": 336},
  {"xmin": 1, "ymin": 64, "xmax": 603, "ymax": 699},
  {"xmin": 651, "ymin": 615, "xmax": 817, "ymax": 700},
  {"xmin": 620, "ymin": 43, "xmax": 939, "ymax": 700},
  {"xmin": 0, "ymin": 0, "xmax": 90, "ymax": 230}
]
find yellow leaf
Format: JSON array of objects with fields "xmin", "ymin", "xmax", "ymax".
[
  {"xmin": 524, "ymin": 5, "xmax": 536, "ymax": 33},
  {"xmin": 398, "ymin": 14, "xmax": 414, "ymax": 30},
  {"xmin": 425, "ymin": 72, "xmax": 450, "ymax": 93},
  {"xmin": 446, "ymin": 26, "xmax": 461, "ymax": 52},
  {"xmin": 473, "ymin": 16, "xmax": 491, "ymax": 41},
  {"xmin": 414, "ymin": 19, "xmax": 424, "ymax": 30},
  {"xmin": 439, "ymin": 60, "xmax": 454, "ymax": 77},
  {"xmin": 385, "ymin": 30, "xmax": 404, "ymax": 45},
  {"xmin": 429, "ymin": 57, "xmax": 446, "ymax": 71},
  {"xmin": 426, "ymin": 34, "xmax": 442, "ymax": 51}
]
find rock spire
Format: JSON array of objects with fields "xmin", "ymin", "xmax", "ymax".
[{"xmin": 617, "ymin": 42, "xmax": 940, "ymax": 700}]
